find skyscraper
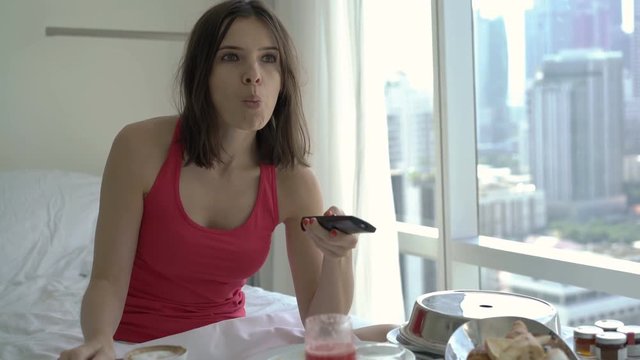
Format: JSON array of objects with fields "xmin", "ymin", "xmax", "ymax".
[
  {"xmin": 528, "ymin": 50, "xmax": 625, "ymax": 219},
  {"xmin": 623, "ymin": 0, "xmax": 640, "ymax": 155},
  {"xmin": 570, "ymin": 0, "xmax": 611, "ymax": 49},
  {"xmin": 474, "ymin": 13, "xmax": 511, "ymax": 150},
  {"xmin": 385, "ymin": 73, "xmax": 435, "ymax": 225},
  {"xmin": 525, "ymin": 0, "xmax": 624, "ymax": 80},
  {"xmin": 525, "ymin": 0, "xmax": 573, "ymax": 80},
  {"xmin": 633, "ymin": 0, "xmax": 640, "ymax": 97}
]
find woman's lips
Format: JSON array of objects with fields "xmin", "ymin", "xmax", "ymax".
[
  {"xmin": 242, "ymin": 100, "xmax": 261, "ymax": 109},
  {"xmin": 242, "ymin": 96, "xmax": 262, "ymax": 109}
]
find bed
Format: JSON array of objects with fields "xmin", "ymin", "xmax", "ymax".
[{"xmin": 0, "ymin": 169, "xmax": 305, "ymax": 359}]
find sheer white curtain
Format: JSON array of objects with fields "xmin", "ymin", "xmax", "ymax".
[{"xmin": 272, "ymin": 0, "xmax": 405, "ymax": 324}]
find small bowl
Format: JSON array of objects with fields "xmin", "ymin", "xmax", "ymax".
[
  {"xmin": 124, "ymin": 345, "xmax": 187, "ymax": 360},
  {"xmin": 444, "ymin": 316, "xmax": 578, "ymax": 360},
  {"xmin": 357, "ymin": 343, "xmax": 416, "ymax": 360},
  {"xmin": 400, "ymin": 290, "xmax": 560, "ymax": 355}
]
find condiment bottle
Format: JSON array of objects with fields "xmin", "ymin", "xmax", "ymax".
[
  {"xmin": 595, "ymin": 332, "xmax": 627, "ymax": 360},
  {"xmin": 617, "ymin": 325, "xmax": 640, "ymax": 358},
  {"xmin": 574, "ymin": 325, "xmax": 604, "ymax": 357},
  {"xmin": 595, "ymin": 319, "xmax": 625, "ymax": 332}
]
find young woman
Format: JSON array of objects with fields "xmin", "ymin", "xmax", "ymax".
[{"xmin": 59, "ymin": 1, "xmax": 394, "ymax": 359}]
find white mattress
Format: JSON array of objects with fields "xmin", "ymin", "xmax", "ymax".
[{"xmin": 0, "ymin": 170, "xmax": 298, "ymax": 359}]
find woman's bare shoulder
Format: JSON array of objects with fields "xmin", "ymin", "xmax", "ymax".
[
  {"xmin": 113, "ymin": 116, "xmax": 176, "ymax": 155},
  {"xmin": 277, "ymin": 166, "xmax": 318, "ymax": 192},
  {"xmin": 118, "ymin": 116, "xmax": 177, "ymax": 145},
  {"xmin": 109, "ymin": 115, "xmax": 179, "ymax": 191},
  {"xmin": 276, "ymin": 165, "xmax": 323, "ymax": 220}
]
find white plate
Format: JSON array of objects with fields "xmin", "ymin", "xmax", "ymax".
[
  {"xmin": 386, "ymin": 327, "xmax": 442, "ymax": 360},
  {"xmin": 123, "ymin": 345, "xmax": 187, "ymax": 360},
  {"xmin": 246, "ymin": 344, "xmax": 305, "ymax": 360},
  {"xmin": 247, "ymin": 341, "xmax": 416, "ymax": 360}
]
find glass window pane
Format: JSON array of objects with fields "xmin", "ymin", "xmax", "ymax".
[
  {"xmin": 378, "ymin": 0, "xmax": 436, "ymax": 227},
  {"xmin": 400, "ymin": 254, "xmax": 437, "ymax": 319},
  {"xmin": 375, "ymin": 0, "xmax": 437, "ymax": 318},
  {"xmin": 473, "ymin": 0, "xmax": 640, "ymax": 262},
  {"xmin": 481, "ymin": 268, "xmax": 640, "ymax": 326}
]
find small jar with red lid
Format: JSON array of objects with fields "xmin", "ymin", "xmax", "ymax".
[
  {"xmin": 617, "ymin": 325, "xmax": 640, "ymax": 358},
  {"xmin": 595, "ymin": 332, "xmax": 627, "ymax": 360},
  {"xmin": 574, "ymin": 325, "xmax": 604, "ymax": 357}
]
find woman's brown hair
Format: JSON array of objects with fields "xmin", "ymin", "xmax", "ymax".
[{"xmin": 177, "ymin": 0, "xmax": 310, "ymax": 169}]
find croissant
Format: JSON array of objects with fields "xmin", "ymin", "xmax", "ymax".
[
  {"xmin": 487, "ymin": 333, "xmax": 545, "ymax": 360},
  {"xmin": 467, "ymin": 321, "xmax": 570, "ymax": 360},
  {"xmin": 506, "ymin": 320, "xmax": 530, "ymax": 339}
]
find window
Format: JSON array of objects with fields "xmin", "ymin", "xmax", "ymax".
[
  {"xmin": 481, "ymin": 268, "xmax": 640, "ymax": 326},
  {"xmin": 380, "ymin": 0, "xmax": 436, "ymax": 228},
  {"xmin": 473, "ymin": 0, "xmax": 640, "ymax": 325},
  {"xmin": 384, "ymin": 0, "xmax": 640, "ymax": 321},
  {"xmin": 474, "ymin": 0, "xmax": 640, "ymax": 259},
  {"xmin": 373, "ymin": 0, "xmax": 438, "ymax": 317}
]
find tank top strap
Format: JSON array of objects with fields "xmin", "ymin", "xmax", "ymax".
[
  {"xmin": 165, "ymin": 119, "xmax": 184, "ymax": 186},
  {"xmin": 258, "ymin": 164, "xmax": 280, "ymax": 225},
  {"xmin": 144, "ymin": 119, "xmax": 183, "ymax": 201}
]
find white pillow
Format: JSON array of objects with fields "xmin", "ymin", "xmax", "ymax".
[{"xmin": 0, "ymin": 169, "xmax": 100, "ymax": 283}]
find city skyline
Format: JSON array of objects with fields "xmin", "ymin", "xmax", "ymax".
[
  {"xmin": 384, "ymin": 0, "xmax": 640, "ymax": 229},
  {"xmin": 388, "ymin": 0, "xmax": 640, "ymax": 323},
  {"xmin": 474, "ymin": 0, "xmax": 631, "ymax": 106}
]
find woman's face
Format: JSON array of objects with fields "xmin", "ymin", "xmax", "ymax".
[{"xmin": 209, "ymin": 17, "xmax": 282, "ymax": 132}]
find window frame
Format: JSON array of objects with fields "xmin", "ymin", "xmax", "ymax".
[{"xmin": 396, "ymin": 0, "xmax": 640, "ymax": 300}]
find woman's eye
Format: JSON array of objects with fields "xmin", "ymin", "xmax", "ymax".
[
  {"xmin": 221, "ymin": 53, "xmax": 239, "ymax": 62},
  {"xmin": 262, "ymin": 54, "xmax": 278, "ymax": 63}
]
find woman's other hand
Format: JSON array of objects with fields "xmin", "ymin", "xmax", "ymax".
[
  {"xmin": 301, "ymin": 206, "xmax": 358, "ymax": 258},
  {"xmin": 58, "ymin": 336, "xmax": 115, "ymax": 360}
]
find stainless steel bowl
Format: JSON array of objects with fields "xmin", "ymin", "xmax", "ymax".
[{"xmin": 399, "ymin": 290, "xmax": 560, "ymax": 355}]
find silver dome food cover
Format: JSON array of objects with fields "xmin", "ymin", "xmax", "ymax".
[{"xmin": 400, "ymin": 290, "xmax": 560, "ymax": 355}]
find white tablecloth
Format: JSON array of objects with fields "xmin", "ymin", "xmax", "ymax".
[
  {"xmin": 113, "ymin": 310, "xmax": 303, "ymax": 359},
  {"xmin": 114, "ymin": 310, "xmax": 373, "ymax": 359}
]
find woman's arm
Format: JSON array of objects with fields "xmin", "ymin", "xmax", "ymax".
[
  {"xmin": 82, "ymin": 125, "xmax": 146, "ymax": 339},
  {"xmin": 60, "ymin": 121, "xmax": 164, "ymax": 359},
  {"xmin": 277, "ymin": 167, "xmax": 357, "ymax": 322}
]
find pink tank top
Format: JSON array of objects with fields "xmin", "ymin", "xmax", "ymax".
[{"xmin": 114, "ymin": 121, "xmax": 280, "ymax": 342}]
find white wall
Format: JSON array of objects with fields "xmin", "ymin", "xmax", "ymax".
[{"xmin": 0, "ymin": 1, "xmax": 217, "ymax": 175}]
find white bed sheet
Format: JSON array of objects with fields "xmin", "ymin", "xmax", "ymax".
[
  {"xmin": 0, "ymin": 170, "xmax": 299, "ymax": 359},
  {"xmin": 0, "ymin": 275, "xmax": 299, "ymax": 359}
]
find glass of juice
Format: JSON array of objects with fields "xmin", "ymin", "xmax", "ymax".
[{"xmin": 304, "ymin": 313, "xmax": 356, "ymax": 360}]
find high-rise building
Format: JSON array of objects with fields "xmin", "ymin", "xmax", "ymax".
[
  {"xmin": 474, "ymin": 13, "xmax": 511, "ymax": 148},
  {"xmin": 385, "ymin": 73, "xmax": 434, "ymax": 175},
  {"xmin": 626, "ymin": 0, "xmax": 640, "ymax": 154},
  {"xmin": 624, "ymin": 155, "xmax": 640, "ymax": 183},
  {"xmin": 570, "ymin": 0, "xmax": 611, "ymax": 49},
  {"xmin": 525, "ymin": 0, "xmax": 573, "ymax": 80},
  {"xmin": 605, "ymin": 0, "xmax": 628, "ymax": 68},
  {"xmin": 633, "ymin": 0, "xmax": 640, "ymax": 97},
  {"xmin": 528, "ymin": 50, "xmax": 625, "ymax": 220},
  {"xmin": 384, "ymin": 74, "xmax": 438, "ymax": 318},
  {"xmin": 624, "ymin": 98, "xmax": 640, "ymax": 154},
  {"xmin": 385, "ymin": 72, "xmax": 434, "ymax": 225},
  {"xmin": 477, "ymin": 165, "xmax": 547, "ymax": 239},
  {"xmin": 525, "ymin": 0, "xmax": 625, "ymax": 80},
  {"xmin": 499, "ymin": 271, "xmax": 640, "ymax": 327}
]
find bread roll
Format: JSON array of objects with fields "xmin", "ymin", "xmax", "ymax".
[{"xmin": 467, "ymin": 320, "xmax": 569, "ymax": 360}]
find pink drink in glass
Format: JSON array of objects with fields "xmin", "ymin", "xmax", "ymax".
[
  {"xmin": 304, "ymin": 314, "xmax": 355, "ymax": 360},
  {"xmin": 305, "ymin": 342, "xmax": 356, "ymax": 360}
]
